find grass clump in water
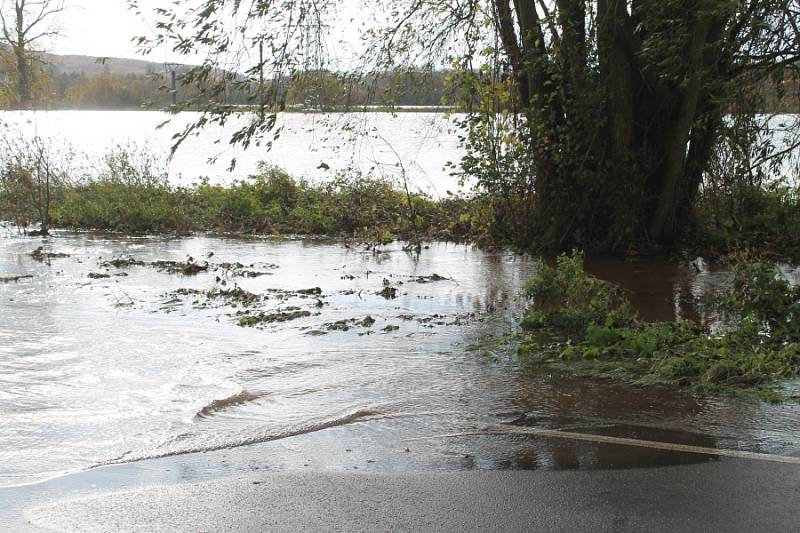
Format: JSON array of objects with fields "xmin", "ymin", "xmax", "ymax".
[
  {"xmin": 238, "ymin": 309, "xmax": 312, "ymax": 327},
  {"xmin": 518, "ymin": 250, "xmax": 800, "ymax": 401}
]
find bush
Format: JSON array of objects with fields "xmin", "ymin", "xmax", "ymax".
[
  {"xmin": 4, "ymin": 144, "xmax": 482, "ymax": 242},
  {"xmin": 0, "ymin": 133, "xmax": 71, "ymax": 234},
  {"xmin": 53, "ymin": 181, "xmax": 192, "ymax": 233},
  {"xmin": 519, "ymin": 250, "xmax": 800, "ymax": 400},
  {"xmin": 521, "ymin": 250, "xmax": 635, "ymax": 337},
  {"xmin": 695, "ymin": 179, "xmax": 800, "ymax": 261},
  {"xmin": 724, "ymin": 259, "xmax": 800, "ymax": 341}
]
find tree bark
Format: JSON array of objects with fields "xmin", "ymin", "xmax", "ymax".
[
  {"xmin": 648, "ymin": 13, "xmax": 717, "ymax": 243},
  {"xmin": 597, "ymin": 0, "xmax": 637, "ymax": 161},
  {"xmin": 556, "ymin": 0, "xmax": 586, "ymax": 93}
]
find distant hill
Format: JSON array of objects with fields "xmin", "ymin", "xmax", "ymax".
[{"xmin": 42, "ymin": 53, "xmax": 184, "ymax": 77}]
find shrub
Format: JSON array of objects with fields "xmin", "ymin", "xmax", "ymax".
[
  {"xmin": 521, "ymin": 250, "xmax": 635, "ymax": 337},
  {"xmin": 695, "ymin": 179, "xmax": 800, "ymax": 261},
  {"xmin": 724, "ymin": 259, "xmax": 800, "ymax": 341},
  {"xmin": 519, "ymin": 250, "xmax": 800, "ymax": 400}
]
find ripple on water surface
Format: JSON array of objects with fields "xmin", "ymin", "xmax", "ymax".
[{"xmin": 1, "ymin": 228, "xmax": 799, "ymax": 487}]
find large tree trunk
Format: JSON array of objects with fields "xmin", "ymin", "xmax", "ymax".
[
  {"xmin": 14, "ymin": 48, "xmax": 30, "ymax": 109},
  {"xmin": 648, "ymin": 15, "xmax": 715, "ymax": 243},
  {"xmin": 489, "ymin": 0, "xmax": 731, "ymax": 250},
  {"xmin": 597, "ymin": 0, "xmax": 637, "ymax": 161}
]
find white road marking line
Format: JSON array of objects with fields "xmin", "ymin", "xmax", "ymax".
[{"xmin": 488, "ymin": 424, "xmax": 800, "ymax": 465}]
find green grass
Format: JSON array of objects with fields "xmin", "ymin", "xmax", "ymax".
[{"xmin": 33, "ymin": 166, "xmax": 486, "ymax": 242}]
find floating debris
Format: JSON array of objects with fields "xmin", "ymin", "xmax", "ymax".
[
  {"xmin": 152, "ymin": 257, "xmax": 209, "ymax": 275},
  {"xmin": 324, "ymin": 316, "xmax": 378, "ymax": 332},
  {"xmin": 238, "ymin": 270, "xmax": 273, "ymax": 278},
  {"xmin": 326, "ymin": 320, "xmax": 353, "ymax": 331},
  {"xmin": 0, "ymin": 275, "xmax": 33, "ymax": 283},
  {"xmin": 297, "ymin": 287, "xmax": 323, "ymax": 295},
  {"xmin": 165, "ymin": 287, "xmax": 264, "ymax": 309},
  {"xmin": 264, "ymin": 287, "xmax": 328, "ymax": 301},
  {"xmin": 411, "ymin": 273, "xmax": 449, "ymax": 283},
  {"xmin": 102, "ymin": 255, "xmax": 208, "ymax": 275},
  {"xmin": 216, "ymin": 262, "xmax": 277, "ymax": 278},
  {"xmin": 30, "ymin": 247, "xmax": 70, "ymax": 262},
  {"xmin": 238, "ymin": 309, "xmax": 312, "ymax": 327},
  {"xmin": 100, "ymin": 256, "xmax": 145, "ymax": 268},
  {"xmin": 87, "ymin": 272, "xmax": 111, "ymax": 279},
  {"xmin": 377, "ymin": 286, "xmax": 398, "ymax": 299}
]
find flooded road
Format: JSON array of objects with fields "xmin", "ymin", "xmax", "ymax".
[{"xmin": 1, "ymin": 227, "xmax": 799, "ymax": 490}]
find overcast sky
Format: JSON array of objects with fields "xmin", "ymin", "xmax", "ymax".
[
  {"xmin": 52, "ymin": 0, "xmax": 368, "ymax": 69},
  {"xmin": 54, "ymin": 1, "xmax": 174, "ymax": 60},
  {"xmin": 50, "ymin": 0, "xmax": 456, "ymax": 74}
]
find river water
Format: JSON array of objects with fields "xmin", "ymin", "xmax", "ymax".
[
  {"xmin": 0, "ymin": 111, "xmax": 465, "ymax": 196},
  {"xmin": 1, "ymin": 110, "xmax": 799, "ymax": 491},
  {"xmin": 1, "ymin": 111, "xmax": 797, "ymax": 197},
  {"xmin": 2, "ymin": 228, "xmax": 799, "ymax": 489}
]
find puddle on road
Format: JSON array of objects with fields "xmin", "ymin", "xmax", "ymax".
[{"xmin": 499, "ymin": 419, "xmax": 724, "ymax": 469}]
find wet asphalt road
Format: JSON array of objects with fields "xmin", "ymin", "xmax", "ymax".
[{"xmin": 26, "ymin": 460, "xmax": 800, "ymax": 532}]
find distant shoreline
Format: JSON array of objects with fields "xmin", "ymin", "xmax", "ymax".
[{"xmin": 1, "ymin": 105, "xmax": 458, "ymax": 114}]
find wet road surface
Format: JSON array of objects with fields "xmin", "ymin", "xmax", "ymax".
[{"xmin": 24, "ymin": 462, "xmax": 800, "ymax": 532}]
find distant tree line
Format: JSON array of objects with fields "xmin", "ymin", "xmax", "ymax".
[
  {"xmin": 1, "ymin": 56, "xmax": 453, "ymax": 110},
  {"xmin": 0, "ymin": 45, "xmax": 795, "ymax": 113}
]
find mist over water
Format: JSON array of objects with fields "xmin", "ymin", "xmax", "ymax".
[{"xmin": 2, "ymin": 229, "xmax": 799, "ymax": 488}]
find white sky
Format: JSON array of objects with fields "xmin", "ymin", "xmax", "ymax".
[
  {"xmin": 54, "ymin": 1, "xmax": 155, "ymax": 59},
  {"xmin": 47, "ymin": 1, "xmax": 452, "ymax": 72},
  {"xmin": 53, "ymin": 0, "xmax": 365, "ymax": 65}
]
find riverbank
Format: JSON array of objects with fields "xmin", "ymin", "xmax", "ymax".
[
  {"xmin": 1, "ymin": 166, "xmax": 483, "ymax": 243},
  {"xmin": 4, "ymin": 170, "xmax": 800, "ymax": 263}
]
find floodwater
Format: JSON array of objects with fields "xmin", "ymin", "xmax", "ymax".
[
  {"xmin": 2, "ymin": 227, "xmax": 800, "ymax": 490},
  {"xmin": 1, "ymin": 111, "xmax": 796, "ymax": 198},
  {"xmin": 0, "ymin": 111, "xmax": 465, "ymax": 196}
]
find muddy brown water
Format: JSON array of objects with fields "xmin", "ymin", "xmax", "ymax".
[{"xmin": 1, "ymin": 227, "xmax": 799, "ymax": 489}]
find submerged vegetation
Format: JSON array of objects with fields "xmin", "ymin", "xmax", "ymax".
[{"xmin": 519, "ymin": 251, "xmax": 800, "ymax": 401}]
